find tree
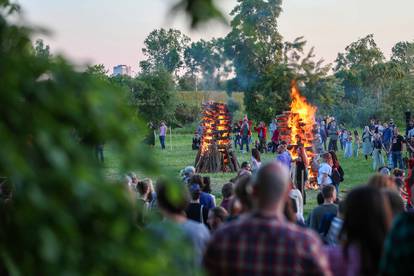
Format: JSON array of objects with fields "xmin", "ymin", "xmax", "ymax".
[
  {"xmin": 140, "ymin": 28, "xmax": 190, "ymax": 75},
  {"xmin": 183, "ymin": 38, "xmax": 226, "ymax": 90},
  {"xmin": 132, "ymin": 69, "xmax": 177, "ymax": 124},
  {"xmin": 85, "ymin": 64, "xmax": 109, "ymax": 81},
  {"xmin": 34, "ymin": 39, "xmax": 51, "ymax": 58},
  {"xmin": 0, "ymin": 2, "xmax": 197, "ymax": 275},
  {"xmin": 334, "ymin": 34, "xmax": 385, "ymax": 104},
  {"xmin": 391, "ymin": 41, "xmax": 414, "ymax": 74}
]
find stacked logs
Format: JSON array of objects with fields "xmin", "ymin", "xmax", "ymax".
[{"xmin": 195, "ymin": 102, "xmax": 239, "ymax": 173}]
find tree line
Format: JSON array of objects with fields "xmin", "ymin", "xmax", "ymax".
[{"xmin": 126, "ymin": 0, "xmax": 414, "ymax": 127}]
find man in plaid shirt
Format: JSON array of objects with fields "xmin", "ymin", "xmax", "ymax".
[{"xmin": 203, "ymin": 161, "xmax": 332, "ymax": 276}]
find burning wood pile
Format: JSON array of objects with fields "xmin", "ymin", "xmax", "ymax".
[
  {"xmin": 276, "ymin": 81, "xmax": 319, "ymax": 189},
  {"xmin": 195, "ymin": 102, "xmax": 239, "ymax": 173}
]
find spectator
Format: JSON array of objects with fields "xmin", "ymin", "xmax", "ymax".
[
  {"xmin": 381, "ymin": 189, "xmax": 405, "ymax": 219},
  {"xmin": 220, "ymin": 182, "xmax": 234, "ymax": 212},
  {"xmin": 136, "ymin": 179, "xmax": 152, "ymax": 210},
  {"xmin": 325, "ymin": 200, "xmax": 345, "ymax": 246},
  {"xmin": 155, "ymin": 179, "xmax": 210, "ymax": 266},
  {"xmin": 353, "ymin": 130, "xmax": 360, "ymax": 158},
  {"xmin": 190, "ymin": 175, "xmax": 215, "ymax": 211},
  {"xmin": 185, "ymin": 183, "xmax": 209, "ymax": 227},
  {"xmin": 390, "ymin": 128, "xmax": 405, "ymax": 169},
  {"xmin": 251, "ymin": 148, "xmax": 261, "ymax": 175},
  {"xmin": 380, "ymin": 197, "xmax": 414, "ymax": 275},
  {"xmin": 367, "ymin": 174, "xmax": 397, "ymax": 190},
  {"xmin": 382, "ymin": 122, "xmax": 393, "ymax": 167},
  {"xmin": 207, "ymin": 207, "xmax": 228, "ymax": 232},
  {"xmin": 203, "ymin": 162, "xmax": 331, "ymax": 275},
  {"xmin": 318, "ymin": 153, "xmax": 333, "ymax": 187},
  {"xmin": 326, "ymin": 186, "xmax": 392, "ymax": 276},
  {"xmin": 308, "ymin": 185, "xmax": 338, "ymax": 232},
  {"xmin": 289, "ymin": 182, "xmax": 304, "ymax": 223},
  {"xmin": 330, "ymin": 151, "xmax": 345, "ymax": 193},
  {"xmin": 276, "ymin": 143, "xmax": 292, "ymax": 171},
  {"xmin": 344, "ymin": 130, "xmax": 353, "ymax": 158},
  {"xmin": 269, "ymin": 119, "xmax": 277, "ymax": 135},
  {"xmin": 237, "ymin": 161, "xmax": 252, "ymax": 177},
  {"xmin": 181, "ymin": 166, "xmax": 195, "ymax": 184},
  {"xmin": 362, "ymin": 126, "xmax": 373, "ymax": 160},
  {"xmin": 372, "ymin": 131, "xmax": 385, "ymax": 171},
  {"xmin": 327, "ymin": 120, "xmax": 339, "ymax": 152},
  {"xmin": 406, "ymin": 136, "xmax": 414, "ymax": 158},
  {"xmin": 320, "ymin": 120, "xmax": 328, "ymax": 151},
  {"xmin": 233, "ymin": 175, "xmax": 254, "ymax": 214},
  {"xmin": 254, "ymin": 121, "xmax": 267, "ymax": 153},
  {"xmin": 271, "ymin": 125, "xmax": 280, "ymax": 153},
  {"xmin": 202, "ymin": 176, "xmax": 216, "ymax": 206},
  {"xmin": 159, "ymin": 121, "xmax": 167, "ymax": 150},
  {"xmin": 233, "ymin": 122, "xmax": 241, "ymax": 150},
  {"xmin": 240, "ymin": 119, "xmax": 251, "ymax": 153}
]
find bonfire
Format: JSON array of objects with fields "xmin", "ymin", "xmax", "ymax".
[
  {"xmin": 195, "ymin": 102, "xmax": 239, "ymax": 173},
  {"xmin": 276, "ymin": 80, "xmax": 318, "ymax": 189}
]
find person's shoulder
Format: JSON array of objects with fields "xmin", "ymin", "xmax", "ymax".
[{"xmin": 183, "ymin": 220, "xmax": 210, "ymax": 235}]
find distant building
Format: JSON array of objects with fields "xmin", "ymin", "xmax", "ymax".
[{"xmin": 113, "ymin": 65, "xmax": 132, "ymax": 76}]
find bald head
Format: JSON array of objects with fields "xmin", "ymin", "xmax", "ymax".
[{"xmin": 253, "ymin": 161, "xmax": 290, "ymax": 210}]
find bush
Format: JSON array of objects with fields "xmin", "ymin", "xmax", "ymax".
[{"xmin": 174, "ymin": 102, "xmax": 201, "ymax": 126}]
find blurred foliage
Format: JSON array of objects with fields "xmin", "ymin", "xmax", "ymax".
[
  {"xmin": 171, "ymin": 0, "xmax": 226, "ymax": 28},
  {"xmin": 174, "ymin": 103, "xmax": 201, "ymax": 126},
  {"xmin": 0, "ymin": 2, "xmax": 199, "ymax": 275}
]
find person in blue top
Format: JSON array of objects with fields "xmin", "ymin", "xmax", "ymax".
[
  {"xmin": 275, "ymin": 142, "xmax": 292, "ymax": 171},
  {"xmin": 382, "ymin": 122, "xmax": 393, "ymax": 167}
]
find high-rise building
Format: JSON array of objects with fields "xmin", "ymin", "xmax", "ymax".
[{"xmin": 113, "ymin": 65, "xmax": 132, "ymax": 76}]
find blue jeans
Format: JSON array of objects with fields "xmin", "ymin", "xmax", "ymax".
[
  {"xmin": 240, "ymin": 136, "xmax": 249, "ymax": 152},
  {"xmin": 392, "ymin": 151, "xmax": 403, "ymax": 169},
  {"xmin": 159, "ymin": 135, "xmax": 166, "ymax": 149}
]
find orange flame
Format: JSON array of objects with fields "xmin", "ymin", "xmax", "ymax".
[
  {"xmin": 287, "ymin": 81, "xmax": 318, "ymax": 188},
  {"xmin": 288, "ymin": 81, "xmax": 317, "ymax": 155}
]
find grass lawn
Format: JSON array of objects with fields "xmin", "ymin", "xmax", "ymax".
[{"xmin": 105, "ymin": 133, "xmax": 378, "ymax": 217}]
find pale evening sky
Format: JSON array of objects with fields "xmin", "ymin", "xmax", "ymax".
[{"xmin": 16, "ymin": 0, "xmax": 414, "ymax": 74}]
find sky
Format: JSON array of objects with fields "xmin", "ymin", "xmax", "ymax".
[{"xmin": 16, "ymin": 0, "xmax": 414, "ymax": 74}]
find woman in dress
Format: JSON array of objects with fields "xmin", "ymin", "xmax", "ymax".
[
  {"xmin": 353, "ymin": 130, "xmax": 360, "ymax": 158},
  {"xmin": 362, "ymin": 126, "xmax": 373, "ymax": 160},
  {"xmin": 344, "ymin": 130, "xmax": 353, "ymax": 158},
  {"xmin": 372, "ymin": 131, "xmax": 385, "ymax": 171}
]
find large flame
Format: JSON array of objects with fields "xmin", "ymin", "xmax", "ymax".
[
  {"xmin": 287, "ymin": 81, "xmax": 318, "ymax": 188},
  {"xmin": 288, "ymin": 81, "xmax": 317, "ymax": 157}
]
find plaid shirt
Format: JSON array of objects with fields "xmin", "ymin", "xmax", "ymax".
[{"xmin": 203, "ymin": 213, "xmax": 332, "ymax": 276}]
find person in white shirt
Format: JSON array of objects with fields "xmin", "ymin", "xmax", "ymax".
[
  {"xmin": 317, "ymin": 152, "xmax": 333, "ymax": 187},
  {"xmin": 289, "ymin": 182, "xmax": 304, "ymax": 223},
  {"xmin": 251, "ymin": 148, "xmax": 261, "ymax": 175}
]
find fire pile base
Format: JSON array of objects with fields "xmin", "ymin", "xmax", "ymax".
[
  {"xmin": 195, "ymin": 143, "xmax": 239, "ymax": 173},
  {"xmin": 194, "ymin": 102, "xmax": 239, "ymax": 173}
]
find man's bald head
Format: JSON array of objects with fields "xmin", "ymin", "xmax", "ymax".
[{"xmin": 253, "ymin": 161, "xmax": 290, "ymax": 210}]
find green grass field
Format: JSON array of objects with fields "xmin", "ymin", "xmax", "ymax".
[{"xmin": 105, "ymin": 133, "xmax": 377, "ymax": 216}]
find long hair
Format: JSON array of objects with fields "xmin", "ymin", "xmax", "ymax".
[
  {"xmin": 252, "ymin": 148, "xmax": 261, "ymax": 162},
  {"xmin": 339, "ymin": 186, "xmax": 392, "ymax": 276}
]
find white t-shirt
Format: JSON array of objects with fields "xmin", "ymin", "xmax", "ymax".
[
  {"xmin": 251, "ymin": 157, "xmax": 261, "ymax": 173},
  {"xmin": 317, "ymin": 163, "xmax": 332, "ymax": 185},
  {"xmin": 289, "ymin": 189, "xmax": 304, "ymax": 222}
]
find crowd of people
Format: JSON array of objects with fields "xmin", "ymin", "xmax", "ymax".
[
  {"xmin": 131, "ymin": 115, "xmax": 414, "ymax": 275},
  {"xmin": 121, "ymin": 159, "xmax": 414, "ymax": 275}
]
